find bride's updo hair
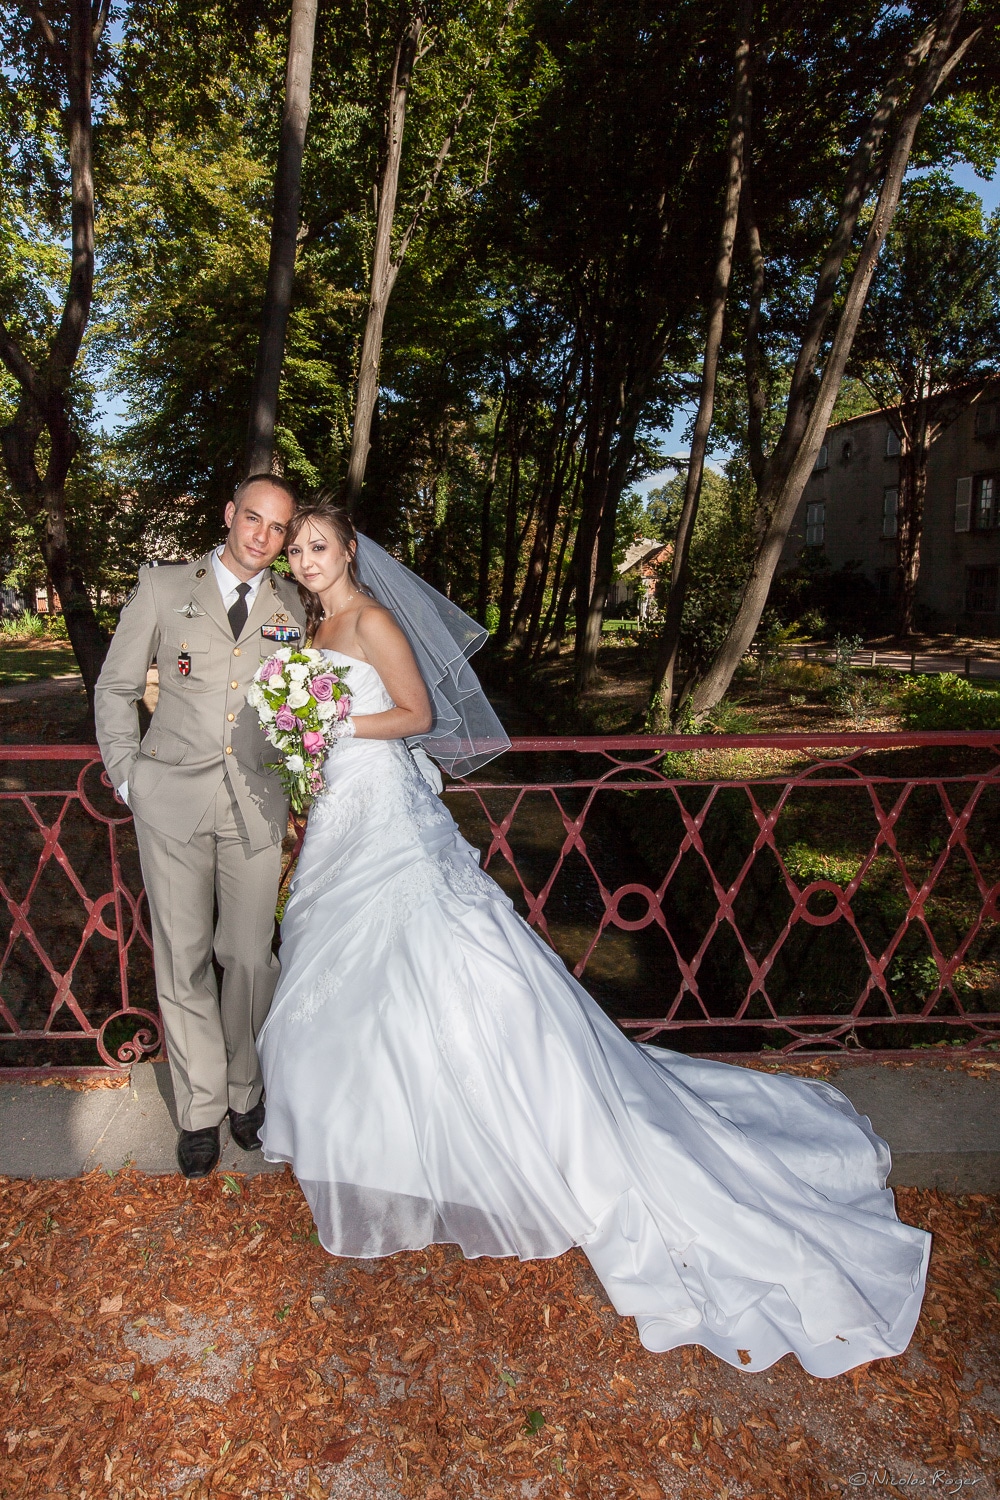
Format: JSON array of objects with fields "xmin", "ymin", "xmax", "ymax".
[{"xmin": 284, "ymin": 492, "xmax": 373, "ymax": 638}]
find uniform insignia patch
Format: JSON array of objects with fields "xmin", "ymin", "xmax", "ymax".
[
  {"xmin": 195, "ymin": 568, "xmax": 207, "ymax": 578},
  {"xmin": 270, "ymin": 611, "xmax": 290, "ymax": 625},
  {"xmin": 260, "ymin": 625, "xmax": 301, "ymax": 643},
  {"xmin": 123, "ymin": 582, "xmax": 139, "ymax": 608},
  {"xmin": 174, "ymin": 601, "xmax": 204, "ymax": 618},
  {"xmin": 178, "ymin": 652, "xmax": 192, "ymax": 677}
]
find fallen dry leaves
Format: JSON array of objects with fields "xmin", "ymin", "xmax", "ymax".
[{"xmin": 1, "ymin": 1171, "xmax": 997, "ymax": 1499}]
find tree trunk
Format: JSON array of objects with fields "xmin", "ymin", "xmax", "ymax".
[
  {"xmin": 0, "ymin": 0, "xmax": 111, "ymax": 711},
  {"xmin": 510, "ymin": 374, "xmax": 577, "ymax": 648},
  {"xmin": 575, "ymin": 422, "xmax": 641, "ymax": 694},
  {"xmin": 245, "ymin": 0, "xmax": 318, "ymax": 477},
  {"xmin": 649, "ymin": 16, "xmax": 751, "ymax": 727},
  {"xmin": 896, "ymin": 387, "xmax": 933, "ymax": 636},
  {"xmin": 497, "ymin": 432, "xmax": 522, "ymax": 642},
  {"xmin": 476, "ymin": 388, "xmax": 507, "ymax": 622},
  {"xmin": 688, "ymin": 0, "xmax": 974, "ymax": 718},
  {"xmin": 344, "ymin": 15, "xmax": 422, "ymax": 511},
  {"xmin": 345, "ymin": 4, "xmax": 514, "ymax": 511}
]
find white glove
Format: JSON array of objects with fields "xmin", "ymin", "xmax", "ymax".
[
  {"xmin": 331, "ymin": 716, "xmax": 356, "ymax": 741},
  {"xmin": 117, "ymin": 781, "xmax": 130, "ymax": 807},
  {"xmin": 408, "ymin": 743, "xmax": 444, "ymax": 795}
]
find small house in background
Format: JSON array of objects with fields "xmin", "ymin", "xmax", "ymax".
[
  {"xmin": 34, "ymin": 584, "xmax": 61, "ymax": 615},
  {"xmin": 608, "ymin": 536, "xmax": 672, "ymax": 621},
  {"xmin": 781, "ymin": 378, "xmax": 1000, "ymax": 631}
]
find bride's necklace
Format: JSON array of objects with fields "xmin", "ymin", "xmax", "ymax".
[{"xmin": 321, "ymin": 591, "xmax": 355, "ymax": 622}]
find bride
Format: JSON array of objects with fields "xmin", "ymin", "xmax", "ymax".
[{"xmin": 257, "ymin": 499, "xmax": 930, "ymax": 1379}]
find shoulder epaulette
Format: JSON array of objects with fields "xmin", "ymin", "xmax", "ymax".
[{"xmin": 146, "ymin": 559, "xmax": 190, "ymax": 568}]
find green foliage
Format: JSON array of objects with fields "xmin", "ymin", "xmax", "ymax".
[
  {"xmin": 0, "ymin": 610, "xmax": 45, "ymax": 641},
  {"xmin": 900, "ymin": 674, "xmax": 1000, "ymax": 730}
]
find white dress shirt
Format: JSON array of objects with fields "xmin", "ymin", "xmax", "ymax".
[
  {"xmin": 211, "ymin": 546, "xmax": 267, "ymax": 613},
  {"xmin": 118, "ymin": 550, "xmax": 268, "ymax": 805}
]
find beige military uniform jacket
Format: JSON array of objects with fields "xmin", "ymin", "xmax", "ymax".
[{"xmin": 95, "ymin": 552, "xmax": 308, "ymax": 851}]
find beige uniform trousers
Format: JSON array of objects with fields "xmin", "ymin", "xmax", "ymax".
[{"xmin": 133, "ymin": 777, "xmax": 282, "ymax": 1131}]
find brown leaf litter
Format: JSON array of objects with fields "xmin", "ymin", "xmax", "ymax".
[{"xmin": 1, "ymin": 1171, "xmax": 997, "ymax": 1499}]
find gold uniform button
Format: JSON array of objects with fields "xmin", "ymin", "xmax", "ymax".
[
  {"xmin": 231, "ymin": 680, "xmax": 239, "ymax": 689},
  {"xmin": 225, "ymin": 746, "xmax": 233, "ymax": 754},
  {"xmin": 233, "ymin": 647, "xmax": 241, "ymax": 657},
  {"xmin": 227, "ymin": 712, "xmax": 235, "ymax": 722}
]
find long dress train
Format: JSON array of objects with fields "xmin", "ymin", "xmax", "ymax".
[{"xmin": 258, "ymin": 653, "xmax": 930, "ymax": 1378}]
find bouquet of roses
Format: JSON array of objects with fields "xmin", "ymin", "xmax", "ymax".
[{"xmin": 247, "ymin": 647, "xmax": 352, "ymax": 814}]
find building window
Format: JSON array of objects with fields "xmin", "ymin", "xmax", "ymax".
[
  {"xmin": 813, "ymin": 444, "xmax": 828, "ymax": 473},
  {"xmin": 841, "ymin": 439, "xmax": 853, "ymax": 462},
  {"xmin": 805, "ymin": 502, "xmax": 825, "ymax": 547},
  {"xmin": 974, "ymin": 473, "xmax": 997, "ymax": 531},
  {"xmin": 975, "ymin": 404, "xmax": 999, "ymax": 437},
  {"xmin": 966, "ymin": 566, "xmax": 998, "ymax": 614},
  {"xmin": 885, "ymin": 426, "xmax": 901, "ymax": 457},
  {"xmin": 882, "ymin": 487, "xmax": 898, "ymax": 538}
]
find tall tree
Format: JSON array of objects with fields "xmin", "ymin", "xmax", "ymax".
[
  {"xmin": 685, "ymin": 0, "xmax": 981, "ymax": 718},
  {"xmin": 344, "ymin": 0, "xmax": 518, "ymax": 512},
  {"xmin": 847, "ymin": 175, "xmax": 1000, "ymax": 634},
  {"xmin": 245, "ymin": 0, "xmax": 319, "ymax": 478},
  {"xmin": 649, "ymin": 5, "xmax": 752, "ymax": 722},
  {"xmin": 0, "ymin": 0, "xmax": 111, "ymax": 706}
]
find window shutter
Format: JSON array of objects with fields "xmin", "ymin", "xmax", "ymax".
[
  {"xmin": 885, "ymin": 427, "xmax": 901, "ymax": 457},
  {"xmin": 813, "ymin": 444, "xmax": 828, "ymax": 473},
  {"xmin": 955, "ymin": 477, "xmax": 973, "ymax": 533},
  {"xmin": 882, "ymin": 488, "xmax": 898, "ymax": 538}
]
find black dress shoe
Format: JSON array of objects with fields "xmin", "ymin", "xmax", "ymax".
[
  {"xmin": 177, "ymin": 1126, "xmax": 221, "ymax": 1179},
  {"xmin": 228, "ymin": 1097, "xmax": 265, "ymax": 1152}
]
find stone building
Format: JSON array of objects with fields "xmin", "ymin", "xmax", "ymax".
[{"xmin": 781, "ymin": 379, "xmax": 1000, "ymax": 631}]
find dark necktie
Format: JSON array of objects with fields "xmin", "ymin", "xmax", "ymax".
[{"xmin": 228, "ymin": 581, "xmax": 251, "ymax": 639}]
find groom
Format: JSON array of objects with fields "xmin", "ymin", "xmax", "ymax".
[{"xmin": 95, "ymin": 475, "xmax": 307, "ymax": 1178}]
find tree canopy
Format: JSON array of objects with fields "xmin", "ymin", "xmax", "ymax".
[{"xmin": 1, "ymin": 0, "xmax": 997, "ymax": 701}]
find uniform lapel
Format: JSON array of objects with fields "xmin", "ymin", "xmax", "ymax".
[{"xmin": 188, "ymin": 553, "xmax": 232, "ymax": 637}]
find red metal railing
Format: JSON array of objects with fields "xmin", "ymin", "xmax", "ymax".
[{"xmin": 2, "ymin": 734, "xmax": 1000, "ymax": 1072}]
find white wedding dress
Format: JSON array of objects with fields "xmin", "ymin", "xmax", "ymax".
[{"xmin": 258, "ymin": 653, "xmax": 930, "ymax": 1378}]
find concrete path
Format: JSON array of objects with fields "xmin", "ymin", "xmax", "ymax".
[
  {"xmin": 1, "ymin": 1056, "xmax": 997, "ymax": 1189},
  {"xmin": 790, "ymin": 645, "xmax": 1000, "ymax": 679},
  {"xmin": 0, "ymin": 1061, "xmax": 283, "ymax": 1178}
]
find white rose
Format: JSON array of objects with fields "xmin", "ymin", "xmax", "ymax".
[
  {"xmin": 276, "ymin": 647, "xmax": 292, "ymax": 662},
  {"xmin": 287, "ymin": 661, "xmax": 309, "ymax": 681},
  {"xmin": 285, "ymin": 753, "xmax": 304, "ymax": 774},
  {"xmin": 315, "ymin": 697, "xmax": 337, "ymax": 720},
  {"xmin": 247, "ymin": 681, "xmax": 262, "ymax": 707},
  {"xmin": 258, "ymin": 702, "xmax": 276, "ymax": 723},
  {"xmin": 286, "ymin": 682, "xmax": 310, "ymax": 709},
  {"xmin": 303, "ymin": 648, "xmax": 322, "ymax": 663},
  {"xmin": 269, "ymin": 674, "xmax": 286, "ymax": 692}
]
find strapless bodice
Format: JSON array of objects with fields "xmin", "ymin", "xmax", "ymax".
[{"xmin": 321, "ymin": 650, "xmax": 395, "ymax": 716}]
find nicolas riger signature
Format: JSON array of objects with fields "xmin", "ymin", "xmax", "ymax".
[{"xmin": 848, "ymin": 1470, "xmax": 984, "ymax": 1493}]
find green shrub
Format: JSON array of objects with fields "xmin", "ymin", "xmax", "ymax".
[
  {"xmin": 899, "ymin": 673, "xmax": 1000, "ymax": 730},
  {"xmin": 0, "ymin": 609, "xmax": 45, "ymax": 641},
  {"xmin": 44, "ymin": 613, "xmax": 69, "ymax": 640}
]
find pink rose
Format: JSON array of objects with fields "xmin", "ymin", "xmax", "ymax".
[
  {"xmin": 336, "ymin": 695, "xmax": 352, "ymax": 720},
  {"xmin": 260, "ymin": 656, "xmax": 283, "ymax": 680},
  {"xmin": 302, "ymin": 730, "xmax": 325, "ymax": 754},
  {"xmin": 275, "ymin": 704, "xmax": 298, "ymax": 731},
  {"xmin": 309, "ymin": 674, "xmax": 334, "ymax": 702}
]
